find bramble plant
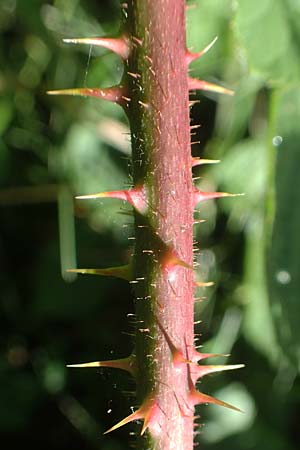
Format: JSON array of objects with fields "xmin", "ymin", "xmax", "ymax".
[{"xmin": 48, "ymin": 1, "xmax": 243, "ymax": 449}]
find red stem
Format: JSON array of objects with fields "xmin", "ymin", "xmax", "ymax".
[{"xmin": 127, "ymin": 2, "xmax": 194, "ymax": 449}]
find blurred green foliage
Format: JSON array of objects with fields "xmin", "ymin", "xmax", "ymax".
[{"xmin": 0, "ymin": 0, "xmax": 299, "ymax": 449}]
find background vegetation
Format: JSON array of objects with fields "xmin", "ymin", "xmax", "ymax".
[{"xmin": 1, "ymin": 0, "xmax": 300, "ymax": 449}]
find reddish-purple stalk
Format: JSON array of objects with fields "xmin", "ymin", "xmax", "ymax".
[
  {"xmin": 128, "ymin": 2, "xmax": 195, "ymax": 449},
  {"xmin": 49, "ymin": 1, "xmax": 243, "ymax": 449}
]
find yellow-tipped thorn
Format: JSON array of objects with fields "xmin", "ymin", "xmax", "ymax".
[
  {"xmin": 194, "ymin": 281, "xmax": 214, "ymax": 288},
  {"xmin": 194, "ymin": 189, "xmax": 244, "ymax": 205},
  {"xmin": 63, "ymin": 35, "xmax": 130, "ymax": 60},
  {"xmin": 186, "ymin": 36, "xmax": 218, "ymax": 65},
  {"xmin": 193, "ymin": 363, "xmax": 245, "ymax": 378},
  {"xmin": 192, "ymin": 158, "xmax": 221, "ymax": 167},
  {"xmin": 104, "ymin": 397, "xmax": 159, "ymax": 435},
  {"xmin": 200, "ymin": 36, "xmax": 218, "ymax": 55},
  {"xmin": 66, "ymin": 355, "xmax": 137, "ymax": 377},
  {"xmin": 75, "ymin": 186, "xmax": 147, "ymax": 214},
  {"xmin": 75, "ymin": 194, "xmax": 101, "ymax": 199},
  {"xmin": 67, "ymin": 362, "xmax": 100, "ymax": 368},
  {"xmin": 188, "ymin": 77, "xmax": 234, "ymax": 96},
  {"xmin": 66, "ymin": 264, "xmax": 131, "ymax": 281},
  {"xmin": 104, "ymin": 410, "xmax": 143, "ymax": 435},
  {"xmin": 47, "ymin": 86, "xmax": 126, "ymax": 105},
  {"xmin": 190, "ymin": 389, "xmax": 243, "ymax": 413},
  {"xmin": 190, "ymin": 348, "xmax": 230, "ymax": 362}
]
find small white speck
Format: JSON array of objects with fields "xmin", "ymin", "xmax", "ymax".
[
  {"xmin": 272, "ymin": 136, "xmax": 283, "ymax": 147},
  {"xmin": 107, "ymin": 409, "xmax": 112, "ymax": 414},
  {"xmin": 168, "ymin": 271, "xmax": 177, "ymax": 282},
  {"xmin": 276, "ymin": 270, "xmax": 291, "ymax": 284}
]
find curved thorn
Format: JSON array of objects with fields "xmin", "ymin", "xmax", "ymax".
[
  {"xmin": 189, "ymin": 389, "xmax": 243, "ymax": 413},
  {"xmin": 192, "ymin": 364, "xmax": 245, "ymax": 379},
  {"xmin": 63, "ymin": 34, "xmax": 130, "ymax": 60},
  {"xmin": 193, "ymin": 219, "xmax": 206, "ymax": 225},
  {"xmin": 194, "ymin": 189, "xmax": 244, "ymax": 206},
  {"xmin": 66, "ymin": 355, "xmax": 137, "ymax": 377},
  {"xmin": 186, "ymin": 36, "xmax": 218, "ymax": 65},
  {"xmin": 162, "ymin": 247, "xmax": 193, "ymax": 271},
  {"xmin": 188, "ymin": 77, "xmax": 234, "ymax": 96},
  {"xmin": 47, "ymin": 86, "xmax": 127, "ymax": 106},
  {"xmin": 104, "ymin": 409, "xmax": 143, "ymax": 434},
  {"xmin": 194, "ymin": 281, "xmax": 214, "ymax": 288},
  {"xmin": 192, "ymin": 157, "xmax": 220, "ymax": 167},
  {"xmin": 104, "ymin": 397, "xmax": 159, "ymax": 435},
  {"xmin": 189, "ymin": 348, "xmax": 230, "ymax": 362},
  {"xmin": 75, "ymin": 186, "xmax": 147, "ymax": 214},
  {"xmin": 66, "ymin": 264, "xmax": 131, "ymax": 281}
]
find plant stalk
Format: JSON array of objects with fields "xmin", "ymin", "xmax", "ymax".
[{"xmin": 127, "ymin": 2, "xmax": 194, "ymax": 449}]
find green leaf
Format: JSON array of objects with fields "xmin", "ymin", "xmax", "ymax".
[
  {"xmin": 267, "ymin": 86, "xmax": 300, "ymax": 370},
  {"xmin": 186, "ymin": 0, "xmax": 232, "ymax": 75},
  {"xmin": 215, "ymin": 75, "xmax": 264, "ymax": 147},
  {"xmin": 60, "ymin": 122, "xmax": 130, "ymax": 238},
  {"xmin": 234, "ymin": 0, "xmax": 300, "ymax": 83},
  {"xmin": 0, "ymin": 99, "xmax": 13, "ymax": 136},
  {"xmin": 242, "ymin": 215, "xmax": 279, "ymax": 366},
  {"xmin": 211, "ymin": 138, "xmax": 267, "ymax": 230}
]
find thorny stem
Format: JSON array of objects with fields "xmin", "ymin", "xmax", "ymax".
[
  {"xmin": 55, "ymin": 1, "xmax": 243, "ymax": 448},
  {"xmin": 127, "ymin": 2, "xmax": 194, "ymax": 449}
]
